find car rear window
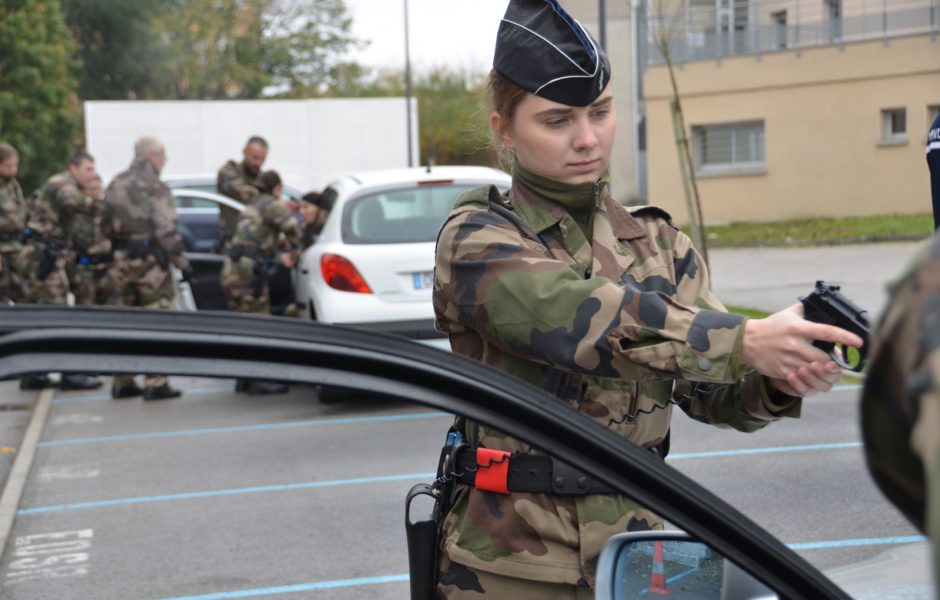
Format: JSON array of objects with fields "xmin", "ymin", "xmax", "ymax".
[{"xmin": 342, "ymin": 184, "xmax": 483, "ymax": 244}]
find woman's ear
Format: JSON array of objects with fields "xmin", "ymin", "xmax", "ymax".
[{"xmin": 490, "ymin": 111, "xmax": 513, "ymax": 149}]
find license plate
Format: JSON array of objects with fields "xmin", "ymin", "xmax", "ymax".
[{"xmin": 412, "ymin": 271, "xmax": 434, "ymax": 290}]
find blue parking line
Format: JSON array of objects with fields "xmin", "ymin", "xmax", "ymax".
[
  {"xmin": 16, "ymin": 472, "xmax": 435, "ymax": 515},
  {"xmin": 667, "ymin": 441, "xmax": 861, "ymax": 461},
  {"xmin": 53, "ymin": 386, "xmax": 235, "ymax": 405},
  {"xmin": 38, "ymin": 411, "xmax": 449, "ymax": 448},
  {"xmin": 161, "ymin": 574, "xmax": 410, "ymax": 599},
  {"xmin": 158, "ymin": 535, "xmax": 926, "ymax": 599}
]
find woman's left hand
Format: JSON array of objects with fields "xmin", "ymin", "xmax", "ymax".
[{"xmin": 767, "ymin": 360, "xmax": 843, "ymax": 397}]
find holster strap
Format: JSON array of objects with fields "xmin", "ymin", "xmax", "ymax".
[{"xmin": 453, "ymin": 447, "xmax": 617, "ymax": 495}]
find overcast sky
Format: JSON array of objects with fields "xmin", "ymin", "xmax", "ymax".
[{"xmin": 342, "ymin": 0, "xmax": 508, "ymax": 74}]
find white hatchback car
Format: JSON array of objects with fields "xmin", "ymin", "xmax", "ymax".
[{"xmin": 295, "ymin": 166, "xmax": 511, "ymax": 351}]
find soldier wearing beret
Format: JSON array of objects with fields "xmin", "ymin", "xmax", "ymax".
[
  {"xmin": 430, "ymin": 0, "xmax": 863, "ymax": 596},
  {"xmin": 299, "ymin": 191, "xmax": 325, "ymax": 249},
  {"xmin": 0, "ymin": 143, "xmax": 28, "ymax": 305},
  {"xmin": 216, "ymin": 136, "xmax": 268, "ymax": 253},
  {"xmin": 103, "ymin": 136, "xmax": 193, "ymax": 401},
  {"xmin": 21, "ymin": 150, "xmax": 103, "ymax": 391},
  {"xmin": 220, "ymin": 169, "xmax": 300, "ymax": 395}
]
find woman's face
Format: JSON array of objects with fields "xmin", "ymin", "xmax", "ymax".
[
  {"xmin": 299, "ymin": 201, "xmax": 319, "ymax": 226},
  {"xmin": 493, "ymin": 85, "xmax": 616, "ymax": 185}
]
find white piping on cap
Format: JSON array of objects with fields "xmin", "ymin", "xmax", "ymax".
[
  {"xmin": 501, "ymin": 18, "xmax": 592, "ymax": 75},
  {"xmin": 533, "ymin": 21, "xmax": 602, "ymax": 97}
]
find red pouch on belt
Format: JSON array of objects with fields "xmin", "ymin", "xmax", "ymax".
[{"xmin": 474, "ymin": 448, "xmax": 510, "ymax": 494}]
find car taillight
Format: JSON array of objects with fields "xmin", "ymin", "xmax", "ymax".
[{"xmin": 320, "ymin": 253, "xmax": 372, "ymax": 294}]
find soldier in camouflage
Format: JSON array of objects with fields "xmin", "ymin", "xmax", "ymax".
[
  {"xmin": 103, "ymin": 136, "xmax": 194, "ymax": 401},
  {"xmin": 21, "ymin": 150, "xmax": 103, "ymax": 391},
  {"xmin": 430, "ymin": 2, "xmax": 862, "ymax": 596},
  {"xmin": 862, "ymin": 238, "xmax": 940, "ymax": 589},
  {"xmin": 216, "ymin": 136, "xmax": 269, "ymax": 253},
  {"xmin": 220, "ymin": 170, "xmax": 300, "ymax": 395},
  {"xmin": 0, "ymin": 143, "xmax": 28, "ymax": 304},
  {"xmin": 299, "ymin": 191, "xmax": 325, "ymax": 250},
  {"xmin": 67, "ymin": 174, "xmax": 118, "ymax": 306}
]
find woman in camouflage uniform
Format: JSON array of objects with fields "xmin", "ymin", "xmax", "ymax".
[
  {"xmin": 220, "ymin": 170, "xmax": 300, "ymax": 394},
  {"xmin": 431, "ymin": 1, "xmax": 863, "ymax": 597}
]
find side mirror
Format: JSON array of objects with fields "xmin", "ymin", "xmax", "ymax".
[{"xmin": 594, "ymin": 530, "xmax": 776, "ymax": 600}]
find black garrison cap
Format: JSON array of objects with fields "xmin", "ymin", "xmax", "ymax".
[{"xmin": 494, "ymin": 0, "xmax": 611, "ymax": 107}]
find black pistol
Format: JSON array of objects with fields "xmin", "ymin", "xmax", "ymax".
[{"xmin": 799, "ymin": 281, "xmax": 869, "ymax": 372}]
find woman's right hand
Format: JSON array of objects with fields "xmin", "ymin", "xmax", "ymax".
[{"xmin": 739, "ymin": 303, "xmax": 864, "ymax": 382}]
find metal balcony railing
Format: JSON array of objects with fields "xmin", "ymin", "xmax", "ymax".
[{"xmin": 641, "ymin": 0, "xmax": 939, "ymax": 67}]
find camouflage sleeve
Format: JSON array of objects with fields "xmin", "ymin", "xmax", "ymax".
[
  {"xmin": 149, "ymin": 181, "xmax": 189, "ymax": 270},
  {"xmin": 217, "ymin": 163, "xmax": 258, "ymax": 204},
  {"xmin": 435, "ymin": 205, "xmax": 747, "ymax": 384},
  {"xmin": 55, "ymin": 182, "xmax": 93, "ymax": 213},
  {"xmin": 265, "ymin": 200, "xmax": 301, "ymax": 251},
  {"xmin": 862, "ymin": 237, "xmax": 940, "ymax": 578},
  {"xmin": 674, "ymin": 373, "xmax": 800, "ymax": 433}
]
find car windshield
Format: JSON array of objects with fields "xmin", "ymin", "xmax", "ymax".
[{"xmin": 341, "ymin": 184, "xmax": 480, "ymax": 244}]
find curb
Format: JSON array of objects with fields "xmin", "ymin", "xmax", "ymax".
[{"xmin": 0, "ymin": 388, "xmax": 54, "ymax": 560}]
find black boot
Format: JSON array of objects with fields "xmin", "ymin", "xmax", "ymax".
[
  {"xmin": 60, "ymin": 374, "xmax": 104, "ymax": 391},
  {"xmin": 19, "ymin": 374, "xmax": 56, "ymax": 390},
  {"xmin": 142, "ymin": 385, "xmax": 182, "ymax": 401},
  {"xmin": 246, "ymin": 381, "xmax": 289, "ymax": 396},
  {"xmin": 235, "ymin": 379, "xmax": 249, "ymax": 393},
  {"xmin": 111, "ymin": 383, "xmax": 144, "ymax": 399}
]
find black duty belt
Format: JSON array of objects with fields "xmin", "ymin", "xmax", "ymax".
[
  {"xmin": 112, "ymin": 238, "xmax": 153, "ymax": 258},
  {"xmin": 30, "ymin": 234, "xmax": 70, "ymax": 250},
  {"xmin": 453, "ymin": 446, "xmax": 618, "ymax": 495},
  {"xmin": 228, "ymin": 245, "xmax": 271, "ymax": 265},
  {"xmin": 0, "ymin": 230, "xmax": 23, "ymax": 243}
]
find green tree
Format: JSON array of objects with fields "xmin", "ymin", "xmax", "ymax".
[
  {"xmin": 60, "ymin": 0, "xmax": 168, "ymax": 100},
  {"xmin": 340, "ymin": 67, "xmax": 494, "ymax": 167},
  {"xmin": 146, "ymin": 0, "xmax": 363, "ymax": 99},
  {"xmin": 0, "ymin": 0, "xmax": 80, "ymax": 194}
]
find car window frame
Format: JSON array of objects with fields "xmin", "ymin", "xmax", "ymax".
[{"xmin": 0, "ymin": 306, "xmax": 851, "ymax": 600}]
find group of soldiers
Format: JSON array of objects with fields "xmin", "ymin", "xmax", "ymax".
[
  {"xmin": 216, "ymin": 137, "xmax": 327, "ymax": 394},
  {"xmin": 0, "ymin": 136, "xmax": 194, "ymax": 400}
]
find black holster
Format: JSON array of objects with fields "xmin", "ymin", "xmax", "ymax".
[
  {"xmin": 36, "ymin": 245, "xmax": 59, "ymax": 281},
  {"xmin": 251, "ymin": 261, "xmax": 266, "ymax": 298},
  {"xmin": 405, "ymin": 483, "xmax": 440, "ymax": 600},
  {"xmin": 152, "ymin": 243, "xmax": 169, "ymax": 269}
]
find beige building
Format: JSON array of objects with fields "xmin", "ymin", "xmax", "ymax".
[{"xmin": 641, "ymin": 0, "xmax": 940, "ymax": 224}]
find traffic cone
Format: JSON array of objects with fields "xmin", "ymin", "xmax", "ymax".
[{"xmin": 648, "ymin": 540, "xmax": 670, "ymax": 596}]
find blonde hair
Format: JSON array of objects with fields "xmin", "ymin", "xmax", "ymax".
[{"xmin": 486, "ymin": 70, "xmax": 529, "ymax": 171}]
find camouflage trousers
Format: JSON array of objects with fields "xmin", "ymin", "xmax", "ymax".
[
  {"xmin": 67, "ymin": 261, "xmax": 120, "ymax": 306},
  {"xmin": 437, "ymin": 556, "xmax": 594, "ymax": 599},
  {"xmin": 220, "ymin": 256, "xmax": 269, "ymax": 314},
  {"xmin": 0, "ymin": 246, "xmax": 29, "ymax": 304},
  {"xmin": 21, "ymin": 244, "xmax": 70, "ymax": 305},
  {"xmin": 110, "ymin": 250, "xmax": 175, "ymax": 389}
]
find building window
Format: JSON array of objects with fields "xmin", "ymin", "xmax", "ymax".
[
  {"xmin": 771, "ymin": 10, "xmax": 787, "ymax": 50},
  {"xmin": 826, "ymin": 0, "xmax": 842, "ymax": 42},
  {"xmin": 693, "ymin": 121, "xmax": 765, "ymax": 172},
  {"xmin": 882, "ymin": 108, "xmax": 907, "ymax": 142}
]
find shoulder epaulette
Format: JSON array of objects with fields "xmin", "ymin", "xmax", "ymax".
[
  {"xmin": 452, "ymin": 184, "xmax": 505, "ymax": 210},
  {"xmin": 626, "ymin": 204, "xmax": 675, "ymax": 226}
]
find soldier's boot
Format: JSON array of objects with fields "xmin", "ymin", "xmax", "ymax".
[
  {"xmin": 235, "ymin": 379, "xmax": 249, "ymax": 393},
  {"xmin": 111, "ymin": 374, "xmax": 143, "ymax": 399},
  {"xmin": 246, "ymin": 380, "xmax": 289, "ymax": 396},
  {"xmin": 19, "ymin": 374, "xmax": 56, "ymax": 391},
  {"xmin": 143, "ymin": 385, "xmax": 182, "ymax": 401},
  {"xmin": 60, "ymin": 373, "xmax": 103, "ymax": 391}
]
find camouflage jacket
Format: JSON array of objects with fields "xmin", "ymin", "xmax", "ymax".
[
  {"xmin": 69, "ymin": 200, "xmax": 111, "ymax": 259},
  {"xmin": 862, "ymin": 235, "xmax": 940, "ymax": 583},
  {"xmin": 0, "ymin": 176, "xmax": 26, "ymax": 253},
  {"xmin": 230, "ymin": 193, "xmax": 300, "ymax": 259},
  {"xmin": 217, "ymin": 160, "xmax": 261, "ymax": 205},
  {"xmin": 432, "ymin": 180, "xmax": 800, "ymax": 586},
  {"xmin": 27, "ymin": 171, "xmax": 94, "ymax": 244},
  {"xmin": 102, "ymin": 160, "xmax": 189, "ymax": 270}
]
